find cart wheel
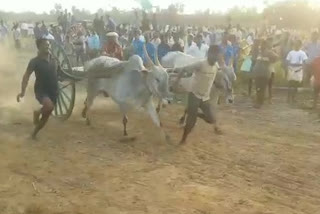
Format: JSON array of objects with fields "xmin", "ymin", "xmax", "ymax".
[
  {"xmin": 50, "ymin": 40, "xmax": 73, "ymax": 76},
  {"xmin": 52, "ymin": 79, "xmax": 76, "ymax": 121}
]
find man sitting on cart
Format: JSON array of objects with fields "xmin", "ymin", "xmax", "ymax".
[{"xmin": 102, "ymin": 32, "xmax": 123, "ymax": 60}]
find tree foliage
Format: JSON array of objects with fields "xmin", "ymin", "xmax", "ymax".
[{"xmin": 0, "ymin": 0, "xmax": 319, "ymax": 29}]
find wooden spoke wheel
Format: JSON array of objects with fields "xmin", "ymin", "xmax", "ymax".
[
  {"xmin": 50, "ymin": 40, "xmax": 77, "ymax": 120},
  {"xmin": 52, "ymin": 79, "xmax": 76, "ymax": 120}
]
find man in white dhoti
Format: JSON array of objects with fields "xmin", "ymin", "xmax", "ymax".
[{"xmin": 286, "ymin": 40, "xmax": 308, "ymax": 103}]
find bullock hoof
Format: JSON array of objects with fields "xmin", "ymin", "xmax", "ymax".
[
  {"xmin": 86, "ymin": 119, "xmax": 91, "ymax": 126},
  {"xmin": 81, "ymin": 110, "xmax": 86, "ymax": 118}
]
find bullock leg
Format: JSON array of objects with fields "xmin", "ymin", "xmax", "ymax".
[
  {"xmin": 156, "ymin": 99, "xmax": 162, "ymax": 114},
  {"xmin": 84, "ymin": 89, "xmax": 99, "ymax": 126},
  {"xmin": 146, "ymin": 100, "xmax": 170, "ymax": 143},
  {"xmin": 82, "ymin": 98, "xmax": 88, "ymax": 118},
  {"xmin": 179, "ymin": 109, "xmax": 187, "ymax": 126},
  {"xmin": 123, "ymin": 115, "xmax": 128, "ymax": 136}
]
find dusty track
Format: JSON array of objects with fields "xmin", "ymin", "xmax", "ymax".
[{"xmin": 0, "ymin": 44, "xmax": 320, "ymax": 214}]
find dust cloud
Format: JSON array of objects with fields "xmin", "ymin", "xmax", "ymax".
[{"xmin": 0, "ymin": 45, "xmax": 36, "ymax": 124}]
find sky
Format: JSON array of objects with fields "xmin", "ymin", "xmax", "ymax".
[{"xmin": 1, "ymin": 0, "xmax": 320, "ymax": 14}]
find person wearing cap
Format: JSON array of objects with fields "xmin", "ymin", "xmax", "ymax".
[{"xmin": 103, "ymin": 32, "xmax": 123, "ymax": 60}]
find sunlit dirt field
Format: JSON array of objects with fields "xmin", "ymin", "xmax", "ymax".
[{"xmin": 0, "ymin": 42, "xmax": 320, "ymax": 214}]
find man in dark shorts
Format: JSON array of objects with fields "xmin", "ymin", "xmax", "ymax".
[{"xmin": 17, "ymin": 38, "xmax": 58, "ymax": 139}]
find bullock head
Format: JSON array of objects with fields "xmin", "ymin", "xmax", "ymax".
[{"xmin": 142, "ymin": 45, "xmax": 172, "ymax": 101}]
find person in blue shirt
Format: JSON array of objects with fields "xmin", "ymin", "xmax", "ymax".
[
  {"xmin": 230, "ymin": 34, "xmax": 240, "ymax": 72},
  {"xmin": 219, "ymin": 33, "xmax": 234, "ymax": 67},
  {"xmin": 87, "ymin": 30, "xmax": 101, "ymax": 59},
  {"xmin": 145, "ymin": 34, "xmax": 156, "ymax": 64},
  {"xmin": 157, "ymin": 34, "xmax": 171, "ymax": 61},
  {"xmin": 132, "ymin": 30, "xmax": 145, "ymax": 60}
]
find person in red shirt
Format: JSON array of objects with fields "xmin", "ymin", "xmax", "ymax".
[
  {"xmin": 312, "ymin": 56, "xmax": 320, "ymax": 109},
  {"xmin": 102, "ymin": 32, "xmax": 123, "ymax": 60}
]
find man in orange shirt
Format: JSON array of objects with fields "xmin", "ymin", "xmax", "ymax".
[{"xmin": 102, "ymin": 32, "xmax": 123, "ymax": 60}]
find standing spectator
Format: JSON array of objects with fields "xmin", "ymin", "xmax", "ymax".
[
  {"xmin": 286, "ymin": 40, "xmax": 308, "ymax": 104},
  {"xmin": 52, "ymin": 26, "xmax": 63, "ymax": 45},
  {"xmin": 20, "ymin": 22, "xmax": 28, "ymax": 37},
  {"xmin": 64, "ymin": 35, "xmax": 74, "ymax": 56},
  {"xmin": 62, "ymin": 9, "xmax": 68, "ymax": 34},
  {"xmin": 304, "ymin": 32, "xmax": 320, "ymax": 83},
  {"xmin": 93, "ymin": 13, "xmax": 100, "ymax": 33},
  {"xmin": 57, "ymin": 12, "xmax": 64, "ymax": 28},
  {"xmin": 220, "ymin": 33, "xmax": 234, "ymax": 67},
  {"xmin": 97, "ymin": 16, "xmax": 105, "ymax": 37},
  {"xmin": 13, "ymin": 24, "xmax": 21, "ymax": 49},
  {"xmin": 133, "ymin": 10, "xmax": 141, "ymax": 30},
  {"xmin": 145, "ymin": 34, "xmax": 156, "ymax": 63},
  {"xmin": 235, "ymin": 24, "xmax": 243, "ymax": 42},
  {"xmin": 248, "ymin": 39, "xmax": 261, "ymax": 96},
  {"xmin": 171, "ymin": 34, "xmax": 184, "ymax": 52},
  {"xmin": 0, "ymin": 20, "xmax": 8, "ymax": 43},
  {"xmin": 141, "ymin": 11, "xmax": 150, "ymax": 33},
  {"xmin": 230, "ymin": 34, "xmax": 240, "ymax": 72},
  {"xmin": 67, "ymin": 13, "xmax": 72, "ymax": 30},
  {"xmin": 132, "ymin": 30, "xmax": 145, "ymax": 60},
  {"xmin": 73, "ymin": 31, "xmax": 86, "ymax": 66},
  {"xmin": 71, "ymin": 15, "xmax": 76, "ymax": 26},
  {"xmin": 106, "ymin": 15, "xmax": 116, "ymax": 32},
  {"xmin": 151, "ymin": 31, "xmax": 161, "ymax": 48},
  {"xmin": 40, "ymin": 21, "xmax": 48, "ymax": 36},
  {"xmin": 157, "ymin": 34, "xmax": 171, "ymax": 61},
  {"xmin": 87, "ymin": 30, "xmax": 100, "ymax": 59},
  {"xmin": 193, "ymin": 34, "xmax": 209, "ymax": 58},
  {"xmin": 184, "ymin": 34, "xmax": 197, "ymax": 56},
  {"xmin": 102, "ymin": 32, "xmax": 123, "ymax": 60},
  {"xmin": 252, "ymin": 40, "xmax": 278, "ymax": 108}
]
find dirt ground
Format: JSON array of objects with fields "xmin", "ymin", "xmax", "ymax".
[{"xmin": 0, "ymin": 43, "xmax": 320, "ymax": 214}]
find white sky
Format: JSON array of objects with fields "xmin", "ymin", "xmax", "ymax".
[{"xmin": 2, "ymin": 0, "xmax": 320, "ymax": 14}]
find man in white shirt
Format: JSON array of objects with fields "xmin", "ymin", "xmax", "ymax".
[
  {"xmin": 172, "ymin": 45, "xmax": 222, "ymax": 145},
  {"xmin": 13, "ymin": 24, "xmax": 21, "ymax": 49},
  {"xmin": 286, "ymin": 39, "xmax": 308, "ymax": 103},
  {"xmin": 184, "ymin": 34, "xmax": 197, "ymax": 56}
]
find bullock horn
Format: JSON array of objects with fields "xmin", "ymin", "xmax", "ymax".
[{"xmin": 143, "ymin": 44, "xmax": 154, "ymax": 67}]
